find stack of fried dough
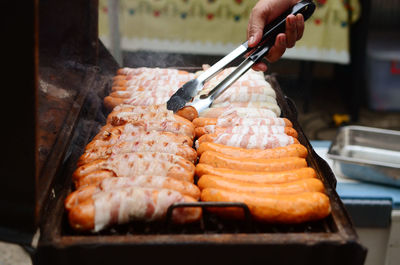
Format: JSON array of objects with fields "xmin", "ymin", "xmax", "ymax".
[
  {"xmin": 193, "ymin": 67, "xmax": 332, "ymax": 224},
  {"xmin": 65, "ymin": 68, "xmax": 202, "ymax": 232}
]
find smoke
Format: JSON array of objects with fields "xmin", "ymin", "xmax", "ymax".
[{"xmin": 122, "ymin": 50, "xmax": 224, "ymax": 69}]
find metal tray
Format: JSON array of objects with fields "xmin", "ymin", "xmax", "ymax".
[{"xmin": 327, "ymin": 125, "xmax": 400, "ymax": 187}]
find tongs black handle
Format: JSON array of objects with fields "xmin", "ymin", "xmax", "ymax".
[
  {"xmin": 201, "ymin": 0, "xmax": 315, "ymax": 106},
  {"xmin": 242, "ymin": 0, "xmax": 316, "ymax": 52}
]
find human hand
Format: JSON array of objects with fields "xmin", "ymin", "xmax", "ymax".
[{"xmin": 247, "ymin": 0, "xmax": 305, "ymax": 71}]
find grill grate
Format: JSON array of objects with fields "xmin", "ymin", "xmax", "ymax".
[{"xmin": 61, "ymin": 202, "xmax": 336, "ymax": 237}]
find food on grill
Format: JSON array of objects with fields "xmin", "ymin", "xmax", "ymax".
[
  {"xmin": 197, "ymin": 133, "xmax": 299, "ymax": 149},
  {"xmin": 200, "ymin": 107, "xmax": 277, "ymax": 119},
  {"xmin": 65, "ymin": 176, "xmax": 201, "ymax": 211},
  {"xmin": 199, "ymin": 151, "xmax": 307, "ymax": 172},
  {"xmin": 192, "ymin": 117, "xmax": 293, "ymax": 127},
  {"xmin": 66, "ymin": 66, "xmax": 331, "ymax": 232},
  {"xmin": 66, "ymin": 69, "xmax": 202, "ymax": 232},
  {"xmin": 175, "ymin": 106, "xmax": 199, "ymax": 122},
  {"xmin": 104, "ymin": 68, "xmax": 196, "ymax": 110},
  {"xmin": 104, "ymin": 95, "xmax": 171, "ymax": 110},
  {"xmin": 73, "ymin": 152, "xmax": 195, "ymax": 188},
  {"xmin": 213, "ymin": 93, "xmax": 277, "ymax": 104},
  {"xmin": 196, "ymin": 142, "xmax": 307, "ymax": 159},
  {"xmin": 201, "ymin": 188, "xmax": 331, "ymax": 223},
  {"xmin": 107, "ymin": 104, "xmax": 193, "ymax": 127},
  {"xmin": 196, "ymin": 164, "xmax": 317, "ymax": 183},
  {"xmin": 211, "ymin": 102, "xmax": 281, "ymax": 116},
  {"xmin": 116, "ymin": 67, "xmax": 191, "ymax": 78},
  {"xmin": 185, "ymin": 66, "xmax": 331, "ymax": 224},
  {"xmin": 68, "ymin": 187, "xmax": 202, "ymax": 232},
  {"xmin": 195, "ymin": 125, "xmax": 298, "ymax": 138},
  {"xmin": 96, "ymin": 119, "xmax": 195, "ymax": 140},
  {"xmin": 86, "ymin": 129, "xmax": 193, "ymax": 150},
  {"xmin": 197, "ymin": 175, "xmax": 325, "ymax": 195},
  {"xmin": 78, "ymin": 138, "xmax": 197, "ymax": 165}
]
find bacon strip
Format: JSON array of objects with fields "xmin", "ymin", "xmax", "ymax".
[
  {"xmin": 92, "ymin": 187, "xmax": 194, "ymax": 231},
  {"xmin": 197, "ymin": 133, "xmax": 298, "ymax": 150}
]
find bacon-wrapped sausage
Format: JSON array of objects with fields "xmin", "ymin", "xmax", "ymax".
[
  {"xmin": 192, "ymin": 117, "xmax": 292, "ymax": 128},
  {"xmin": 73, "ymin": 153, "xmax": 195, "ymax": 188},
  {"xmin": 86, "ymin": 129, "xmax": 193, "ymax": 151},
  {"xmin": 65, "ymin": 175, "xmax": 201, "ymax": 210},
  {"xmin": 78, "ymin": 140, "xmax": 197, "ymax": 165},
  {"xmin": 196, "ymin": 133, "xmax": 298, "ymax": 150},
  {"xmin": 68, "ymin": 187, "xmax": 202, "ymax": 232},
  {"xmin": 194, "ymin": 125, "xmax": 297, "ymax": 138}
]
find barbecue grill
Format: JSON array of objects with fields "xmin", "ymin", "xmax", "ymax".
[{"xmin": 1, "ymin": 1, "xmax": 367, "ymax": 264}]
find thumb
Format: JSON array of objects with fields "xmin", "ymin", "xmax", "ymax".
[
  {"xmin": 247, "ymin": 2, "xmax": 270, "ymax": 47},
  {"xmin": 247, "ymin": 0, "xmax": 297, "ymax": 47}
]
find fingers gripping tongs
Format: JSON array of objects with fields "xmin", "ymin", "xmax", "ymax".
[{"xmin": 166, "ymin": 0, "xmax": 315, "ymax": 120}]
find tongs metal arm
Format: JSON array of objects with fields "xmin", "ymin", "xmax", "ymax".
[
  {"xmin": 195, "ymin": 0, "xmax": 315, "ymax": 85},
  {"xmin": 199, "ymin": 43, "xmax": 273, "ymax": 108},
  {"xmin": 198, "ymin": 0, "xmax": 315, "ymax": 104}
]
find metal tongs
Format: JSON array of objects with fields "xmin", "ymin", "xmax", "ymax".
[{"xmin": 167, "ymin": 0, "xmax": 315, "ymax": 117}]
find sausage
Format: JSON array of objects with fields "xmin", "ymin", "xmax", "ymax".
[
  {"xmin": 68, "ymin": 188, "xmax": 202, "ymax": 232},
  {"xmin": 104, "ymin": 119, "xmax": 195, "ymax": 139},
  {"xmin": 106, "ymin": 103, "xmax": 193, "ymax": 128},
  {"xmin": 74, "ymin": 164, "xmax": 194, "ymax": 189},
  {"xmin": 113, "ymin": 74, "xmax": 127, "ymax": 81},
  {"xmin": 73, "ymin": 153, "xmax": 195, "ymax": 185},
  {"xmin": 113, "ymin": 117, "xmax": 192, "ymax": 137},
  {"xmin": 65, "ymin": 185, "xmax": 98, "ymax": 211},
  {"xmin": 92, "ymin": 123, "xmax": 115, "ymax": 141},
  {"xmin": 194, "ymin": 125, "xmax": 298, "ymax": 138},
  {"xmin": 65, "ymin": 175, "xmax": 201, "ymax": 210},
  {"xmin": 197, "ymin": 142, "xmax": 308, "ymax": 159},
  {"xmin": 175, "ymin": 106, "xmax": 199, "ymax": 122},
  {"xmin": 80, "ymin": 151, "xmax": 195, "ymax": 174},
  {"xmin": 85, "ymin": 130, "xmax": 193, "ymax": 151},
  {"xmin": 195, "ymin": 164, "xmax": 316, "ymax": 184},
  {"xmin": 109, "ymin": 90, "xmax": 133, "ymax": 98},
  {"xmin": 111, "ymin": 81, "xmax": 183, "ymax": 91},
  {"xmin": 214, "ymin": 107, "xmax": 277, "ymax": 119},
  {"xmin": 196, "ymin": 133, "xmax": 299, "ymax": 150},
  {"xmin": 213, "ymin": 92, "xmax": 277, "ymax": 105},
  {"xmin": 111, "ymin": 85, "xmax": 129, "ymax": 91},
  {"xmin": 108, "ymin": 111, "xmax": 193, "ymax": 129},
  {"xmin": 195, "ymin": 164, "xmax": 316, "ymax": 183},
  {"xmin": 197, "ymin": 175, "xmax": 325, "ymax": 195},
  {"xmin": 104, "ymin": 96, "xmax": 125, "ymax": 110},
  {"xmin": 92, "ymin": 123, "xmax": 193, "ymax": 146},
  {"xmin": 116, "ymin": 67, "xmax": 189, "ymax": 77},
  {"xmin": 199, "ymin": 151, "xmax": 307, "ymax": 172},
  {"xmin": 200, "ymin": 188, "xmax": 331, "ymax": 223},
  {"xmin": 112, "ymin": 79, "xmax": 128, "ymax": 87},
  {"xmin": 212, "ymin": 87, "xmax": 277, "ymax": 104},
  {"xmin": 74, "ymin": 170, "xmax": 116, "ymax": 189},
  {"xmin": 78, "ymin": 140, "xmax": 197, "ymax": 165},
  {"xmin": 110, "ymin": 103, "xmax": 168, "ymax": 114},
  {"xmin": 104, "ymin": 95, "xmax": 172, "ymax": 109},
  {"xmin": 200, "ymin": 106, "xmax": 279, "ymax": 119},
  {"xmin": 211, "ymin": 102, "xmax": 281, "ymax": 116},
  {"xmin": 126, "ymin": 119, "xmax": 195, "ymax": 139},
  {"xmin": 99, "ymin": 120, "xmax": 194, "ymax": 140},
  {"xmin": 192, "ymin": 117, "xmax": 292, "ymax": 128},
  {"xmin": 192, "ymin": 117, "xmax": 218, "ymax": 127}
]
